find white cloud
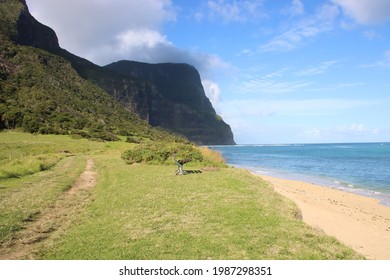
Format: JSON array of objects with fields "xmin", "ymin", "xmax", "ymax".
[
  {"xmin": 282, "ymin": 0, "xmax": 304, "ymax": 17},
  {"xmin": 202, "ymin": 80, "xmax": 221, "ymax": 108},
  {"xmin": 310, "ymin": 82, "xmax": 365, "ymax": 92},
  {"xmin": 296, "ymin": 60, "xmax": 338, "ymax": 76},
  {"xmin": 234, "ymin": 67, "xmax": 311, "ymax": 95},
  {"xmin": 221, "ymin": 98, "xmax": 385, "ymax": 143},
  {"xmin": 239, "ymin": 80, "xmax": 311, "ymax": 95},
  {"xmin": 236, "ymin": 49, "xmax": 254, "ymax": 56},
  {"xmin": 117, "ymin": 29, "xmax": 171, "ymax": 49},
  {"xmin": 27, "ymin": 0, "xmax": 230, "ymax": 82},
  {"xmin": 229, "ymin": 120, "xmax": 383, "ymax": 144},
  {"xmin": 84, "ymin": 28, "xmax": 175, "ymax": 65},
  {"xmin": 220, "ymin": 95, "xmax": 389, "ymax": 143},
  {"xmin": 363, "ymin": 29, "xmax": 382, "ymax": 39},
  {"xmin": 207, "ymin": 0, "xmax": 241, "ymax": 23},
  {"xmin": 385, "ymin": 50, "xmax": 390, "ymax": 60},
  {"xmin": 292, "ymin": 0, "xmax": 304, "ymax": 16},
  {"xmin": 206, "ymin": 0, "xmax": 265, "ymax": 24},
  {"xmin": 221, "ymin": 98, "xmax": 381, "ymax": 120},
  {"xmin": 194, "ymin": 12, "xmax": 204, "ymax": 23},
  {"xmin": 261, "ymin": 39, "xmax": 296, "ymax": 53},
  {"xmin": 332, "ymin": 0, "xmax": 390, "ymax": 24},
  {"xmin": 300, "ymin": 124, "xmax": 380, "ymax": 142},
  {"xmin": 338, "ymin": 124, "xmax": 379, "ymax": 134},
  {"xmin": 27, "ymin": 0, "xmax": 175, "ymax": 60},
  {"xmin": 362, "ymin": 50, "xmax": 390, "ymax": 68},
  {"xmin": 261, "ymin": 4, "xmax": 339, "ymax": 52}
]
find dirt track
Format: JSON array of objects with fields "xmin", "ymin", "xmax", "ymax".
[{"xmin": 0, "ymin": 158, "xmax": 96, "ymax": 260}]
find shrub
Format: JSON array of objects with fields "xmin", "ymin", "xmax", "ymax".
[
  {"xmin": 89, "ymin": 130, "xmax": 119, "ymax": 142},
  {"xmin": 126, "ymin": 136, "xmax": 142, "ymax": 144},
  {"xmin": 70, "ymin": 130, "xmax": 90, "ymax": 139},
  {"xmin": 121, "ymin": 142, "xmax": 203, "ymax": 165},
  {"xmin": 199, "ymin": 147, "xmax": 227, "ymax": 167}
]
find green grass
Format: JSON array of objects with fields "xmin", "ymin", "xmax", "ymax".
[
  {"xmin": 0, "ymin": 156, "xmax": 87, "ymax": 245},
  {"xmin": 0, "ymin": 131, "xmax": 111, "ymax": 246},
  {"xmin": 41, "ymin": 157, "xmax": 361, "ymax": 260},
  {"xmin": 0, "ymin": 131, "xmax": 93, "ymax": 179},
  {"xmin": 0, "ymin": 131, "xmax": 363, "ymax": 259}
]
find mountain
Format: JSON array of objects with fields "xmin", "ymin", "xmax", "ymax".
[
  {"xmin": 0, "ymin": 0, "xmax": 180, "ymax": 142},
  {"xmin": 104, "ymin": 61, "xmax": 235, "ymax": 145},
  {"xmin": 0, "ymin": 0, "xmax": 235, "ymax": 145}
]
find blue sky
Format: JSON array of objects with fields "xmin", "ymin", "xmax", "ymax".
[{"xmin": 27, "ymin": 0, "xmax": 390, "ymax": 144}]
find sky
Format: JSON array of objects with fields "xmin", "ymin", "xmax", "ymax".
[{"xmin": 26, "ymin": 0, "xmax": 390, "ymax": 144}]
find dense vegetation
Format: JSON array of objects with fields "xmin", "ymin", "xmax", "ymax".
[
  {"xmin": 122, "ymin": 142, "xmax": 203, "ymax": 165},
  {"xmin": 0, "ymin": 38, "xmax": 178, "ymax": 141}
]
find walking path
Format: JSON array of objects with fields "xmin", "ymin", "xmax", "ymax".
[{"xmin": 0, "ymin": 158, "xmax": 96, "ymax": 260}]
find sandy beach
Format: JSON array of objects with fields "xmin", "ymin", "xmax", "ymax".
[{"xmin": 257, "ymin": 174, "xmax": 390, "ymax": 260}]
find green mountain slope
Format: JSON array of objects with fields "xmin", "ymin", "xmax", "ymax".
[{"xmin": 0, "ymin": 0, "xmax": 180, "ymax": 142}]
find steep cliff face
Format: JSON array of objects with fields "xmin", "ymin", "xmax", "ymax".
[
  {"xmin": 105, "ymin": 61, "xmax": 235, "ymax": 145},
  {"xmin": 107, "ymin": 61, "xmax": 215, "ymax": 112},
  {"xmin": 0, "ymin": 0, "xmax": 59, "ymax": 50},
  {"xmin": 1, "ymin": 0, "xmax": 235, "ymax": 145},
  {"xmin": 15, "ymin": 2, "xmax": 59, "ymax": 51}
]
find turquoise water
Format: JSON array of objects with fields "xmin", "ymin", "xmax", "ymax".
[{"xmin": 210, "ymin": 143, "xmax": 390, "ymax": 206}]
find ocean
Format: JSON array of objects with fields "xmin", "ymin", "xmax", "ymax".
[{"xmin": 209, "ymin": 143, "xmax": 390, "ymax": 207}]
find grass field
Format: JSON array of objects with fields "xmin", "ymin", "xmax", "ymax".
[{"xmin": 0, "ymin": 131, "xmax": 363, "ymax": 259}]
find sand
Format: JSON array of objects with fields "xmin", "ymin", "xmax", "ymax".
[{"xmin": 257, "ymin": 174, "xmax": 390, "ymax": 260}]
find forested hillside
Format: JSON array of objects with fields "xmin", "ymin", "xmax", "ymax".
[
  {"xmin": 0, "ymin": 0, "xmax": 235, "ymax": 144},
  {"xmin": 0, "ymin": 0, "xmax": 183, "ymax": 142}
]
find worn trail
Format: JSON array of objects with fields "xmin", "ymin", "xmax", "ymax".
[{"xmin": 0, "ymin": 158, "xmax": 96, "ymax": 260}]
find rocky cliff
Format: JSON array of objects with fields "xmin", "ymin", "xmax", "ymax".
[
  {"xmin": 104, "ymin": 61, "xmax": 235, "ymax": 145},
  {"xmin": 1, "ymin": 0, "xmax": 235, "ymax": 144}
]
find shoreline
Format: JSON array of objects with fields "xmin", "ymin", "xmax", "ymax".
[
  {"xmin": 255, "ymin": 173, "xmax": 390, "ymax": 260},
  {"xmin": 244, "ymin": 165, "xmax": 390, "ymax": 208}
]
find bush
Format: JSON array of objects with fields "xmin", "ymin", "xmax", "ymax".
[
  {"xmin": 70, "ymin": 130, "xmax": 90, "ymax": 139},
  {"xmin": 126, "ymin": 136, "xmax": 142, "ymax": 144},
  {"xmin": 198, "ymin": 147, "xmax": 227, "ymax": 167},
  {"xmin": 121, "ymin": 142, "xmax": 203, "ymax": 165},
  {"xmin": 89, "ymin": 130, "xmax": 119, "ymax": 142}
]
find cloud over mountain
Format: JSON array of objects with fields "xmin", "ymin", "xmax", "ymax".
[
  {"xmin": 27, "ymin": 0, "xmax": 225, "ymax": 72},
  {"xmin": 27, "ymin": 0, "xmax": 229, "ymax": 107}
]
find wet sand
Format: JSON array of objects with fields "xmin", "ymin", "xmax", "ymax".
[{"xmin": 257, "ymin": 174, "xmax": 390, "ymax": 260}]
